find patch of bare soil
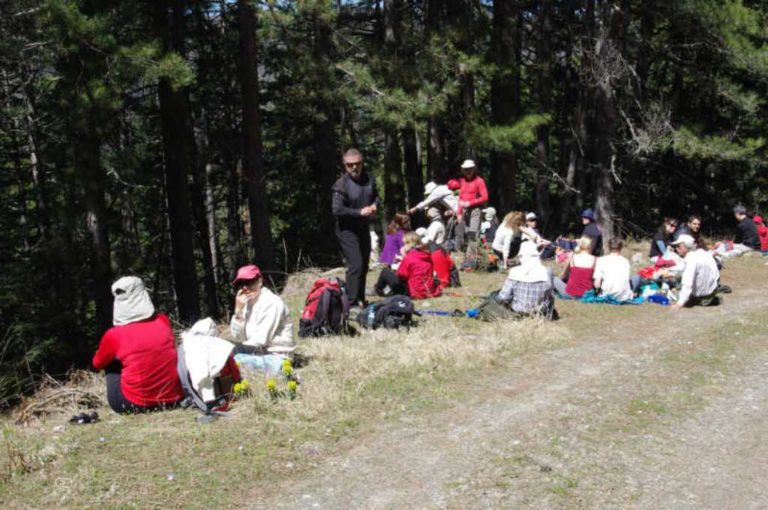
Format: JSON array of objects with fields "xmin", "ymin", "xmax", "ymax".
[{"xmin": 250, "ymin": 258, "xmax": 768, "ymax": 509}]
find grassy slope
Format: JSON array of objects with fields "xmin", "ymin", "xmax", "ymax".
[{"xmin": 1, "ymin": 251, "xmax": 763, "ymax": 508}]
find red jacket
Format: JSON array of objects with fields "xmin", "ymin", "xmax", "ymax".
[
  {"xmin": 93, "ymin": 314, "xmax": 184, "ymax": 407},
  {"xmin": 457, "ymin": 175, "xmax": 488, "ymax": 209},
  {"xmin": 397, "ymin": 249, "xmax": 441, "ymax": 299},
  {"xmin": 430, "ymin": 248, "xmax": 455, "ymax": 290},
  {"xmin": 756, "ymin": 222, "xmax": 768, "ymax": 252}
]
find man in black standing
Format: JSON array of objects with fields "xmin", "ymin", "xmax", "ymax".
[{"xmin": 332, "ymin": 148, "xmax": 378, "ymax": 308}]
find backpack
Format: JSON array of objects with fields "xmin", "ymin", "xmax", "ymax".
[
  {"xmin": 298, "ymin": 278, "xmax": 350, "ymax": 337},
  {"xmin": 177, "ymin": 344, "xmax": 241, "ymax": 415},
  {"xmin": 356, "ymin": 295, "xmax": 419, "ymax": 330}
]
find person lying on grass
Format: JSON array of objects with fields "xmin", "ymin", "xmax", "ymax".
[
  {"xmin": 496, "ymin": 240, "xmax": 556, "ymax": 319},
  {"xmin": 229, "ymin": 264, "xmax": 295, "ymax": 374},
  {"xmin": 92, "ymin": 276, "xmax": 184, "ymax": 414},
  {"xmin": 669, "ymin": 235, "xmax": 721, "ymax": 310},
  {"xmin": 374, "ymin": 232, "xmax": 441, "ymax": 299}
]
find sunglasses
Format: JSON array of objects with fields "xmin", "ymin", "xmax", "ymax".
[{"xmin": 344, "ymin": 161, "xmax": 362, "ymax": 168}]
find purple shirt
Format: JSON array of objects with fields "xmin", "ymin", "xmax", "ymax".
[{"xmin": 379, "ymin": 230, "xmax": 405, "ymax": 265}]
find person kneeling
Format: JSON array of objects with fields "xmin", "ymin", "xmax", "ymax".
[
  {"xmin": 230, "ymin": 265, "xmax": 295, "ymax": 374},
  {"xmin": 496, "ymin": 242, "xmax": 556, "ymax": 319},
  {"xmin": 669, "ymin": 235, "xmax": 720, "ymax": 310},
  {"xmin": 92, "ymin": 277, "xmax": 184, "ymax": 414}
]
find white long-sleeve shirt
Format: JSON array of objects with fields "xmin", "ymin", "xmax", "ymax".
[
  {"xmin": 229, "ymin": 288, "xmax": 295, "ymax": 353},
  {"xmin": 492, "ymin": 224, "xmax": 515, "ymax": 257},
  {"xmin": 413, "ymin": 185, "xmax": 459, "ymax": 214},
  {"xmin": 677, "ymin": 249, "xmax": 719, "ymax": 306},
  {"xmin": 426, "ymin": 218, "xmax": 446, "ymax": 244}
]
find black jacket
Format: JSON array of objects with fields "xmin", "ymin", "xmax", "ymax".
[
  {"xmin": 332, "ymin": 172, "xmax": 379, "ymax": 231},
  {"xmin": 736, "ymin": 217, "xmax": 760, "ymax": 249},
  {"xmin": 582, "ymin": 222, "xmax": 603, "ymax": 256}
]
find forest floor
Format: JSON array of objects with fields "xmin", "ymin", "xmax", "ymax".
[{"xmin": 2, "ymin": 250, "xmax": 767, "ymax": 509}]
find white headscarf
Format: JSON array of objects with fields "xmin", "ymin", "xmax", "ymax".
[
  {"xmin": 508, "ymin": 241, "xmax": 550, "ymax": 283},
  {"xmin": 112, "ymin": 276, "xmax": 155, "ymax": 326}
]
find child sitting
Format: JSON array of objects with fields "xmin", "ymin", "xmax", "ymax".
[{"xmin": 374, "ymin": 233, "xmax": 441, "ymax": 299}]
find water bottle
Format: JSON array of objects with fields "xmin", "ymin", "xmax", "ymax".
[
  {"xmin": 661, "ymin": 282, "xmax": 670, "ymax": 296},
  {"xmin": 367, "ymin": 306, "xmax": 375, "ymax": 326}
]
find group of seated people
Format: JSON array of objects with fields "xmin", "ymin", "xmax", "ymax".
[{"xmin": 93, "ymin": 200, "xmax": 762, "ymax": 414}]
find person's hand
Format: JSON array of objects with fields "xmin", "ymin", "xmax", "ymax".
[
  {"xmin": 407, "ymin": 207, "xmax": 417, "ymax": 215},
  {"xmin": 360, "ymin": 206, "xmax": 373, "ymax": 216},
  {"xmin": 235, "ymin": 288, "xmax": 258, "ymax": 315},
  {"xmin": 460, "ymin": 200, "xmax": 471, "ymax": 208}
]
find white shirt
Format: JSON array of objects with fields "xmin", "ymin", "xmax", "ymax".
[
  {"xmin": 426, "ymin": 219, "xmax": 446, "ymax": 245},
  {"xmin": 492, "ymin": 224, "xmax": 516, "ymax": 257},
  {"xmin": 593, "ymin": 253, "xmax": 633, "ymax": 302},
  {"xmin": 413, "ymin": 185, "xmax": 459, "ymax": 214},
  {"xmin": 230, "ymin": 288, "xmax": 295, "ymax": 353},
  {"xmin": 677, "ymin": 249, "xmax": 719, "ymax": 306}
]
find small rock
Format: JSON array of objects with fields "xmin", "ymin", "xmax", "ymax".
[
  {"xmin": 166, "ymin": 473, "xmax": 175, "ymax": 481},
  {"xmin": 52, "ymin": 425, "xmax": 65, "ymax": 433},
  {"xmin": 99, "ymin": 437, "xmax": 106, "ymax": 443}
]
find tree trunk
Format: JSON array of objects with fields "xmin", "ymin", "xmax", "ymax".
[
  {"xmin": 153, "ymin": 0, "xmax": 201, "ymax": 324},
  {"xmin": 237, "ymin": 0, "xmax": 275, "ymax": 277},
  {"xmin": 490, "ymin": 0, "xmax": 522, "ymax": 210},
  {"xmin": 403, "ymin": 126, "xmax": 423, "ymax": 207},
  {"xmin": 383, "ymin": 131, "xmax": 405, "ymax": 218},
  {"xmin": 76, "ymin": 124, "xmax": 113, "ymax": 333},
  {"xmin": 535, "ymin": 0, "xmax": 553, "ymax": 231}
]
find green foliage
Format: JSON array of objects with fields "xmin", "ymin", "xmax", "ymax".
[
  {"xmin": 671, "ymin": 127, "xmax": 765, "ymax": 162},
  {"xmin": 468, "ymin": 114, "xmax": 552, "ymax": 152}
]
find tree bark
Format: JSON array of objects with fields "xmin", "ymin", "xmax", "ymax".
[
  {"xmin": 490, "ymin": 0, "xmax": 522, "ymax": 210},
  {"xmin": 403, "ymin": 126, "xmax": 423, "ymax": 207},
  {"xmin": 153, "ymin": 0, "xmax": 201, "ymax": 324},
  {"xmin": 535, "ymin": 0, "xmax": 553, "ymax": 231},
  {"xmin": 237, "ymin": 0, "xmax": 275, "ymax": 276}
]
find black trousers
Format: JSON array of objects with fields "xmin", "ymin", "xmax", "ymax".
[
  {"xmin": 336, "ymin": 226, "xmax": 370, "ymax": 304},
  {"xmin": 105, "ymin": 362, "xmax": 180, "ymax": 414},
  {"xmin": 374, "ymin": 267, "xmax": 408, "ymax": 296}
]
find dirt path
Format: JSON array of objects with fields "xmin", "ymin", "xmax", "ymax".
[{"xmin": 251, "ymin": 259, "xmax": 768, "ymax": 509}]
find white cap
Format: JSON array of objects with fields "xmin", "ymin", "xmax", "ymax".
[
  {"xmin": 525, "ymin": 212, "xmax": 537, "ymax": 221},
  {"xmin": 671, "ymin": 234, "xmax": 695, "ymax": 249},
  {"xmin": 427, "ymin": 207, "xmax": 441, "ymax": 220},
  {"xmin": 460, "ymin": 159, "xmax": 476, "ymax": 169},
  {"xmin": 483, "ymin": 207, "xmax": 496, "ymax": 220},
  {"xmin": 423, "ymin": 181, "xmax": 437, "ymax": 196},
  {"xmin": 415, "ymin": 227, "xmax": 427, "ymax": 237}
]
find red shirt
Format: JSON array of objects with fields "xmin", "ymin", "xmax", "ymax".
[
  {"xmin": 93, "ymin": 314, "xmax": 184, "ymax": 407},
  {"xmin": 430, "ymin": 248, "xmax": 455, "ymax": 290},
  {"xmin": 457, "ymin": 175, "xmax": 489, "ymax": 209},
  {"xmin": 565, "ymin": 264, "xmax": 595, "ymax": 298},
  {"xmin": 758, "ymin": 224, "xmax": 768, "ymax": 251},
  {"xmin": 397, "ymin": 249, "xmax": 441, "ymax": 299}
]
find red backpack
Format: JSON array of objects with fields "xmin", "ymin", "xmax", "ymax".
[{"xmin": 298, "ymin": 278, "xmax": 350, "ymax": 337}]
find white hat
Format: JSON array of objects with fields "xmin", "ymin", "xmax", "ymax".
[
  {"xmin": 671, "ymin": 234, "xmax": 695, "ymax": 249},
  {"xmin": 415, "ymin": 227, "xmax": 427, "ymax": 237},
  {"xmin": 111, "ymin": 276, "xmax": 155, "ymax": 326},
  {"xmin": 525, "ymin": 212, "xmax": 537, "ymax": 221},
  {"xmin": 483, "ymin": 207, "xmax": 496, "ymax": 220},
  {"xmin": 427, "ymin": 207, "xmax": 441, "ymax": 220},
  {"xmin": 460, "ymin": 159, "xmax": 476, "ymax": 169},
  {"xmin": 508, "ymin": 242, "xmax": 549, "ymax": 283},
  {"xmin": 423, "ymin": 181, "xmax": 437, "ymax": 196}
]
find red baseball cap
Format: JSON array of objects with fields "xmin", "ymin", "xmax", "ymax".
[{"xmin": 232, "ymin": 264, "xmax": 262, "ymax": 285}]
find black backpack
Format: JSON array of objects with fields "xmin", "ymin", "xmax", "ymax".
[
  {"xmin": 356, "ymin": 295, "xmax": 419, "ymax": 330},
  {"xmin": 298, "ymin": 278, "xmax": 351, "ymax": 337}
]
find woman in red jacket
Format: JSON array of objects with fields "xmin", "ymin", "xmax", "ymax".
[
  {"xmin": 92, "ymin": 276, "xmax": 184, "ymax": 413},
  {"xmin": 396, "ymin": 233, "xmax": 441, "ymax": 299}
]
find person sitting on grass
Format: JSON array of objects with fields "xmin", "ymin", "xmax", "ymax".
[
  {"xmin": 593, "ymin": 238, "xmax": 633, "ymax": 302},
  {"xmin": 428, "ymin": 241, "xmax": 460, "ymax": 291},
  {"xmin": 649, "ymin": 217, "xmax": 678, "ymax": 262},
  {"xmin": 669, "ymin": 234, "xmax": 720, "ymax": 310},
  {"xmin": 754, "ymin": 215, "xmax": 768, "ymax": 254},
  {"xmin": 92, "ymin": 276, "xmax": 184, "ymax": 414},
  {"xmin": 374, "ymin": 232, "xmax": 441, "ymax": 299},
  {"xmin": 496, "ymin": 241, "xmax": 556, "ymax": 319},
  {"xmin": 715, "ymin": 204, "xmax": 760, "ymax": 258},
  {"xmin": 229, "ymin": 264, "xmax": 295, "ymax": 373},
  {"xmin": 553, "ymin": 236, "xmax": 597, "ymax": 299},
  {"xmin": 425, "ymin": 207, "xmax": 446, "ymax": 245},
  {"xmin": 379, "ymin": 212, "xmax": 410, "ymax": 266},
  {"xmin": 580, "ymin": 208, "xmax": 603, "ymax": 256}
]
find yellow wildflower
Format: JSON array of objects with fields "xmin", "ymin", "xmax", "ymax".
[
  {"xmin": 287, "ymin": 380, "xmax": 298, "ymax": 393},
  {"xmin": 266, "ymin": 379, "xmax": 277, "ymax": 392}
]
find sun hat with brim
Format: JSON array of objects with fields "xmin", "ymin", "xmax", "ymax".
[
  {"xmin": 670, "ymin": 234, "xmax": 695, "ymax": 249},
  {"xmin": 233, "ymin": 264, "xmax": 262, "ymax": 285},
  {"xmin": 483, "ymin": 207, "xmax": 497, "ymax": 220},
  {"xmin": 112, "ymin": 276, "xmax": 155, "ymax": 326},
  {"xmin": 424, "ymin": 182, "xmax": 437, "ymax": 196},
  {"xmin": 460, "ymin": 159, "xmax": 476, "ymax": 169},
  {"xmin": 508, "ymin": 242, "xmax": 549, "ymax": 283},
  {"xmin": 580, "ymin": 208, "xmax": 596, "ymax": 221}
]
